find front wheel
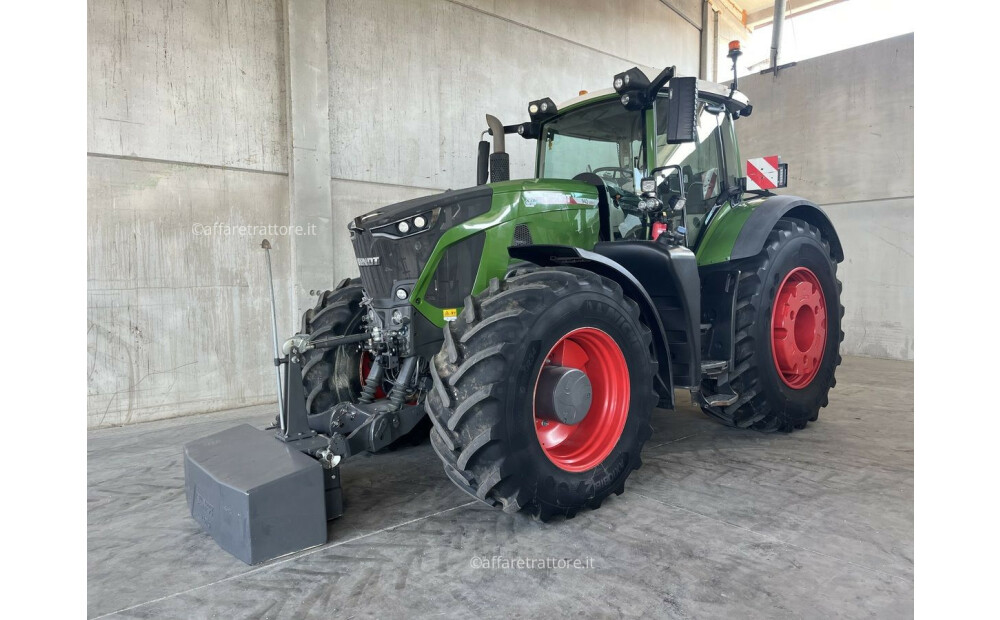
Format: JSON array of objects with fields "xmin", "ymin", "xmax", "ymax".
[
  {"xmin": 300, "ymin": 279, "xmax": 367, "ymax": 414},
  {"xmin": 300, "ymin": 279, "xmax": 430, "ymax": 446},
  {"xmin": 426, "ymin": 268, "xmax": 657, "ymax": 521}
]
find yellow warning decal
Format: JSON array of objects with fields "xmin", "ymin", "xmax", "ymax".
[{"xmin": 443, "ymin": 308, "xmax": 458, "ymax": 321}]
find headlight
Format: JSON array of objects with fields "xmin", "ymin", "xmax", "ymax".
[
  {"xmin": 613, "ymin": 77, "xmax": 624, "ymax": 90},
  {"xmin": 391, "ymin": 309, "xmax": 403, "ymax": 324},
  {"xmin": 641, "ymin": 178, "xmax": 656, "ymax": 193},
  {"xmin": 395, "ymin": 288, "xmax": 408, "ymax": 300},
  {"xmin": 413, "ymin": 215, "xmax": 426, "ymax": 228},
  {"xmin": 397, "ymin": 221, "xmax": 410, "ymax": 234},
  {"xmin": 528, "ymin": 103, "xmax": 539, "ymax": 115}
]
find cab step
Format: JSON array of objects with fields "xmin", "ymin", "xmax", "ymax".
[
  {"xmin": 701, "ymin": 360, "xmax": 728, "ymax": 376},
  {"xmin": 703, "ymin": 391, "xmax": 738, "ymax": 407}
]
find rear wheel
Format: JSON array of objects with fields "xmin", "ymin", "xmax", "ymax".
[
  {"xmin": 426, "ymin": 268, "xmax": 657, "ymax": 520},
  {"xmin": 701, "ymin": 218, "xmax": 843, "ymax": 432}
]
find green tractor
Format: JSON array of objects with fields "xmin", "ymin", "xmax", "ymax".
[{"xmin": 184, "ymin": 53, "xmax": 843, "ymax": 564}]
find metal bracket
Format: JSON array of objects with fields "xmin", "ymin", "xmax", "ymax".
[
  {"xmin": 318, "ymin": 401, "xmax": 425, "ymax": 458},
  {"xmin": 277, "ymin": 358, "xmax": 316, "ymax": 442}
]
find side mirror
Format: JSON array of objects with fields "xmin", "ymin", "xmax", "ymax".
[
  {"xmin": 744, "ymin": 156, "xmax": 788, "ymax": 190},
  {"xmin": 666, "ymin": 77, "xmax": 697, "ymax": 144}
]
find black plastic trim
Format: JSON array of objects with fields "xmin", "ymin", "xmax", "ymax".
[
  {"xmin": 593, "ymin": 241, "xmax": 702, "ymax": 389},
  {"xmin": 412, "ymin": 309, "xmax": 444, "ymax": 360},
  {"xmin": 571, "ymin": 173, "xmax": 612, "ymax": 242},
  {"xmin": 731, "ymin": 195, "xmax": 844, "ymax": 262}
]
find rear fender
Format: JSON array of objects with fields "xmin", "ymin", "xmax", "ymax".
[
  {"xmin": 508, "ymin": 244, "xmax": 675, "ymax": 409},
  {"xmin": 731, "ymin": 195, "xmax": 844, "ymax": 262}
]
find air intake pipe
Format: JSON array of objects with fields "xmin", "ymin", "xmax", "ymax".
[{"xmin": 476, "ymin": 134, "xmax": 490, "ymax": 185}]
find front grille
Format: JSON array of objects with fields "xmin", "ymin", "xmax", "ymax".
[
  {"xmin": 351, "ymin": 229, "xmax": 435, "ymax": 300},
  {"xmin": 350, "ymin": 187, "xmax": 493, "ymax": 302},
  {"xmin": 352, "ymin": 231, "xmax": 388, "ymax": 299}
]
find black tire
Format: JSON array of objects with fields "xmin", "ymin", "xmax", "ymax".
[
  {"xmin": 425, "ymin": 268, "xmax": 658, "ymax": 521},
  {"xmin": 300, "ymin": 278, "xmax": 367, "ymax": 415},
  {"xmin": 300, "ymin": 279, "xmax": 432, "ymax": 446},
  {"xmin": 701, "ymin": 218, "xmax": 844, "ymax": 432}
]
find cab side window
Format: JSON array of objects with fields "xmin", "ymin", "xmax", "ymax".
[
  {"xmin": 720, "ymin": 114, "xmax": 741, "ymax": 191},
  {"xmin": 654, "ymin": 97, "xmax": 726, "ymax": 241}
]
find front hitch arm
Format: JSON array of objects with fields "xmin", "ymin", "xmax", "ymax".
[
  {"xmin": 282, "ymin": 331, "xmax": 370, "ymax": 355},
  {"xmin": 277, "ymin": 344, "xmax": 424, "ymax": 462},
  {"xmin": 315, "ymin": 356, "xmax": 424, "ymax": 457}
]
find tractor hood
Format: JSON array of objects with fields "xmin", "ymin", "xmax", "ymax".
[
  {"xmin": 487, "ymin": 178, "xmax": 601, "ymax": 207},
  {"xmin": 348, "ymin": 185, "xmax": 494, "ymax": 232},
  {"xmin": 348, "ymin": 178, "xmax": 607, "ymax": 335},
  {"xmin": 347, "ymin": 179, "xmax": 601, "ymax": 233}
]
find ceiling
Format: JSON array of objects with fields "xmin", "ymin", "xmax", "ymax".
[{"xmin": 731, "ymin": 0, "xmax": 848, "ymax": 29}]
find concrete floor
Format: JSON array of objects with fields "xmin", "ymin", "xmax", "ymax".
[{"xmin": 88, "ymin": 356, "xmax": 913, "ymax": 619}]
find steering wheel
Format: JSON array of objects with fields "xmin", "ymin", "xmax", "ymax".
[{"xmin": 591, "ymin": 166, "xmax": 631, "ymax": 186}]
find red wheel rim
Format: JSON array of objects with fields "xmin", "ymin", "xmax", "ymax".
[
  {"xmin": 771, "ymin": 267, "xmax": 827, "ymax": 389},
  {"xmin": 532, "ymin": 327, "xmax": 630, "ymax": 472}
]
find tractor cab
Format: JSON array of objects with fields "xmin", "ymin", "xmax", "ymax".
[{"xmin": 479, "ymin": 64, "xmax": 753, "ymax": 252}]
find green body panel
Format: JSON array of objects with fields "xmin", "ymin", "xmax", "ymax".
[
  {"xmin": 406, "ymin": 91, "xmax": 774, "ymax": 324},
  {"xmin": 694, "ymin": 200, "xmax": 757, "ymax": 266},
  {"xmin": 410, "ymin": 179, "xmax": 602, "ymax": 327},
  {"xmin": 644, "ymin": 107, "xmax": 657, "ymax": 172}
]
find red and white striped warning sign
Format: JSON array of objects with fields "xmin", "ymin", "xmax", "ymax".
[
  {"xmin": 702, "ymin": 167, "xmax": 719, "ymax": 199},
  {"xmin": 746, "ymin": 156, "xmax": 781, "ymax": 190}
]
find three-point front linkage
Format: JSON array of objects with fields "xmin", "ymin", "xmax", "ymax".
[
  {"xmin": 264, "ymin": 240, "xmax": 426, "ymax": 463},
  {"xmin": 182, "ymin": 240, "xmax": 428, "ymax": 565}
]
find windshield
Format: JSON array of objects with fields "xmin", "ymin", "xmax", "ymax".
[{"xmin": 538, "ymin": 99, "xmax": 645, "ymax": 193}]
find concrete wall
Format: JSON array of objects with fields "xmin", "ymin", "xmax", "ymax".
[
  {"xmin": 88, "ymin": 0, "xmax": 708, "ymax": 427},
  {"xmin": 736, "ymin": 34, "xmax": 913, "ymax": 360},
  {"xmin": 326, "ymin": 0, "xmax": 703, "ymax": 280},
  {"xmin": 88, "ymin": 0, "xmax": 291, "ymax": 427}
]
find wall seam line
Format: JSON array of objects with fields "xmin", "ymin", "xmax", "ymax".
[
  {"xmin": 442, "ymin": 0, "xmax": 682, "ymax": 68},
  {"xmin": 331, "ymin": 175, "xmax": 447, "ymax": 193},
  {"xmin": 659, "ymin": 0, "xmax": 702, "ymax": 30},
  {"xmin": 86, "ymin": 153, "xmax": 289, "ymax": 177},
  {"xmin": 819, "ymin": 195, "xmax": 914, "ymax": 206}
]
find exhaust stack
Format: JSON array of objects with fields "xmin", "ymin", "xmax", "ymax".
[{"xmin": 485, "ymin": 114, "xmax": 510, "ymax": 183}]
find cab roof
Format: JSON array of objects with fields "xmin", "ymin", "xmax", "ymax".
[{"xmin": 556, "ymin": 79, "xmax": 750, "ymax": 116}]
